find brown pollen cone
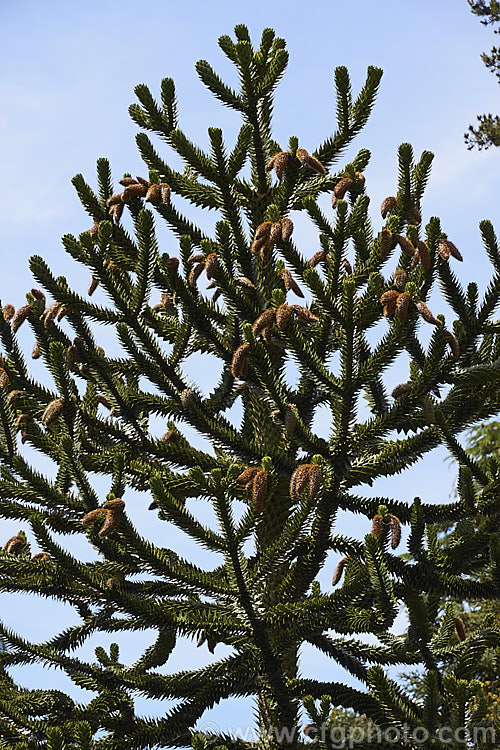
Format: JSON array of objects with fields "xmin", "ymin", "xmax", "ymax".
[
  {"xmin": 180, "ymin": 389, "xmax": 194, "ymax": 409},
  {"xmin": 331, "ymin": 556, "xmax": 350, "ymax": 586},
  {"xmin": 204, "ymin": 254, "xmax": 219, "ymax": 279},
  {"xmin": 254, "ymin": 221, "xmax": 272, "ymax": 242},
  {"xmin": 160, "ymin": 183, "xmax": 171, "ymax": 204},
  {"xmin": 260, "ymin": 325, "xmax": 275, "ymax": 347},
  {"xmin": 266, "ymin": 151, "xmax": 290, "ymax": 180},
  {"xmin": 371, "ymin": 514, "xmax": 384, "ymax": 540},
  {"xmin": 415, "ymin": 240, "xmax": 431, "ymax": 271},
  {"xmin": 56, "ymin": 305, "xmax": 67, "ymax": 322},
  {"xmin": 3, "ymin": 304, "xmax": 15, "ymax": 321},
  {"xmin": 42, "ymin": 398, "xmax": 64, "ymax": 426},
  {"xmin": 280, "ymin": 217, "xmax": 294, "ymax": 242},
  {"xmin": 276, "ymin": 304, "xmax": 293, "ymax": 330},
  {"xmin": 309, "ymin": 250, "xmax": 327, "ymax": 267},
  {"xmin": 122, "ymin": 183, "xmax": 148, "ymax": 201},
  {"xmin": 274, "ymin": 151, "xmax": 290, "ymax": 180},
  {"xmin": 106, "ymin": 193, "xmax": 124, "ymax": 207},
  {"xmin": 119, "ymin": 177, "xmax": 137, "ymax": 187},
  {"xmin": 252, "ymin": 470, "xmax": 268, "ymax": 512},
  {"xmin": 265, "ymin": 153, "xmax": 277, "ymax": 172},
  {"xmin": 332, "ymin": 177, "xmax": 354, "ymax": 207},
  {"xmin": 415, "ymin": 301, "xmax": 442, "ymax": 326},
  {"xmin": 3, "ymin": 535, "xmax": 25, "ymax": 554},
  {"xmin": 88, "ymin": 275, "xmax": 99, "ymax": 295},
  {"xmin": 0, "ymin": 369, "xmax": 8, "ymax": 389},
  {"xmin": 236, "ymin": 467, "xmax": 261, "ymax": 486},
  {"xmin": 41, "ymin": 302, "xmax": 62, "ymax": 329},
  {"xmin": 394, "ymin": 234, "xmax": 415, "ymax": 258},
  {"xmin": 145, "ymin": 184, "xmax": 161, "ymax": 203},
  {"xmin": 381, "ymin": 196, "xmax": 397, "ymax": 218},
  {"xmin": 66, "ymin": 345, "xmax": 79, "ymax": 370},
  {"xmin": 269, "ymin": 222, "xmax": 282, "ymax": 245},
  {"xmin": 189, "ymin": 263, "xmax": 204, "ymax": 289},
  {"xmin": 235, "ymin": 277, "xmax": 255, "ymax": 291},
  {"xmin": 252, "ymin": 309, "xmax": 276, "ymax": 337},
  {"xmin": 231, "ymin": 343, "xmax": 251, "ymax": 378},
  {"xmin": 393, "ymin": 268, "xmax": 407, "ymax": 290},
  {"xmin": 438, "ymin": 239, "xmax": 462, "ymax": 262},
  {"xmin": 32, "ymin": 552, "xmax": 48, "ymax": 561},
  {"xmin": 388, "ymin": 514, "xmax": 401, "ymax": 549},
  {"xmin": 307, "ymin": 464, "xmax": 322, "ymax": 502},
  {"xmin": 444, "ymin": 330, "xmax": 460, "ymax": 359},
  {"xmin": 380, "ymin": 290, "xmax": 399, "ymax": 318},
  {"xmin": 98, "ymin": 510, "xmax": 123, "ymax": 537},
  {"xmin": 290, "ymin": 464, "xmax": 312, "ymax": 500},
  {"xmin": 82, "ymin": 499, "xmax": 125, "ymax": 537},
  {"xmin": 380, "ymin": 229, "xmax": 393, "ymax": 261},
  {"xmin": 281, "ymin": 268, "xmax": 303, "ymax": 297},
  {"xmin": 295, "ymin": 148, "xmax": 310, "ymax": 164},
  {"xmin": 11, "ymin": 305, "xmax": 31, "ymax": 334},
  {"xmin": 391, "ymin": 382, "xmax": 412, "ymax": 399},
  {"xmin": 409, "ymin": 251, "xmax": 419, "ymax": 271},
  {"xmin": 408, "ymin": 205, "xmax": 422, "ymax": 225},
  {"xmin": 32, "ymin": 341, "xmax": 41, "ymax": 360},
  {"xmin": 395, "ymin": 292, "xmax": 411, "ymax": 323},
  {"xmin": 110, "ymin": 202, "xmax": 124, "ymax": 224},
  {"xmin": 88, "ymin": 222, "xmax": 99, "ymax": 241},
  {"xmin": 292, "ymin": 305, "xmax": 318, "ymax": 323},
  {"xmin": 250, "ymin": 222, "xmax": 272, "ymax": 255},
  {"xmin": 102, "ymin": 498, "xmax": 126, "ymax": 512},
  {"xmin": 15, "ymin": 414, "xmax": 30, "ymax": 432},
  {"xmin": 306, "ymin": 153, "xmax": 326, "ymax": 174}
]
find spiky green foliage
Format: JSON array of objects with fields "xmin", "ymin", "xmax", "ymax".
[
  {"xmin": 0, "ymin": 24, "xmax": 500, "ymax": 750},
  {"xmin": 466, "ymin": 0, "xmax": 500, "ymax": 149}
]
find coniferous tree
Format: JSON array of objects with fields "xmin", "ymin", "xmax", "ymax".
[
  {"xmin": 466, "ymin": 0, "xmax": 500, "ymax": 149},
  {"xmin": 429, "ymin": 424, "xmax": 500, "ymax": 725},
  {"xmin": 1, "ymin": 24, "xmax": 500, "ymax": 749}
]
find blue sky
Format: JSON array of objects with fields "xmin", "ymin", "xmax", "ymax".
[{"xmin": 1, "ymin": 0, "xmax": 500, "ymax": 736}]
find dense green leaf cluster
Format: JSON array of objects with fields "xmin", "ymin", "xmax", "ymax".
[{"xmin": 466, "ymin": 0, "xmax": 500, "ymax": 149}]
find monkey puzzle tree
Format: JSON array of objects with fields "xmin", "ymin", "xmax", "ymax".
[{"xmin": 0, "ymin": 23, "xmax": 500, "ymax": 750}]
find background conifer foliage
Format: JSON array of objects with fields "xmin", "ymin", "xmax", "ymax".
[
  {"xmin": 1, "ymin": 24, "xmax": 500, "ymax": 749},
  {"xmin": 466, "ymin": 0, "xmax": 500, "ymax": 149}
]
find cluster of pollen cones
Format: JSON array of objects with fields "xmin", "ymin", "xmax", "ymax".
[
  {"xmin": 250, "ymin": 217, "xmax": 294, "ymax": 258},
  {"xmin": 236, "ymin": 462, "xmax": 322, "ymax": 512},
  {"xmin": 2, "ymin": 534, "xmax": 47, "ymax": 561},
  {"xmin": 231, "ymin": 305, "xmax": 318, "ymax": 377},
  {"xmin": 105, "ymin": 176, "xmax": 171, "ymax": 224},
  {"xmin": 85, "ymin": 176, "xmax": 171, "ymax": 295},
  {"xmin": 3, "ymin": 289, "xmax": 66, "ymax": 339},
  {"xmin": 265, "ymin": 147, "xmax": 326, "ymax": 181},
  {"xmin": 81, "ymin": 498, "xmax": 125, "ymax": 537}
]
